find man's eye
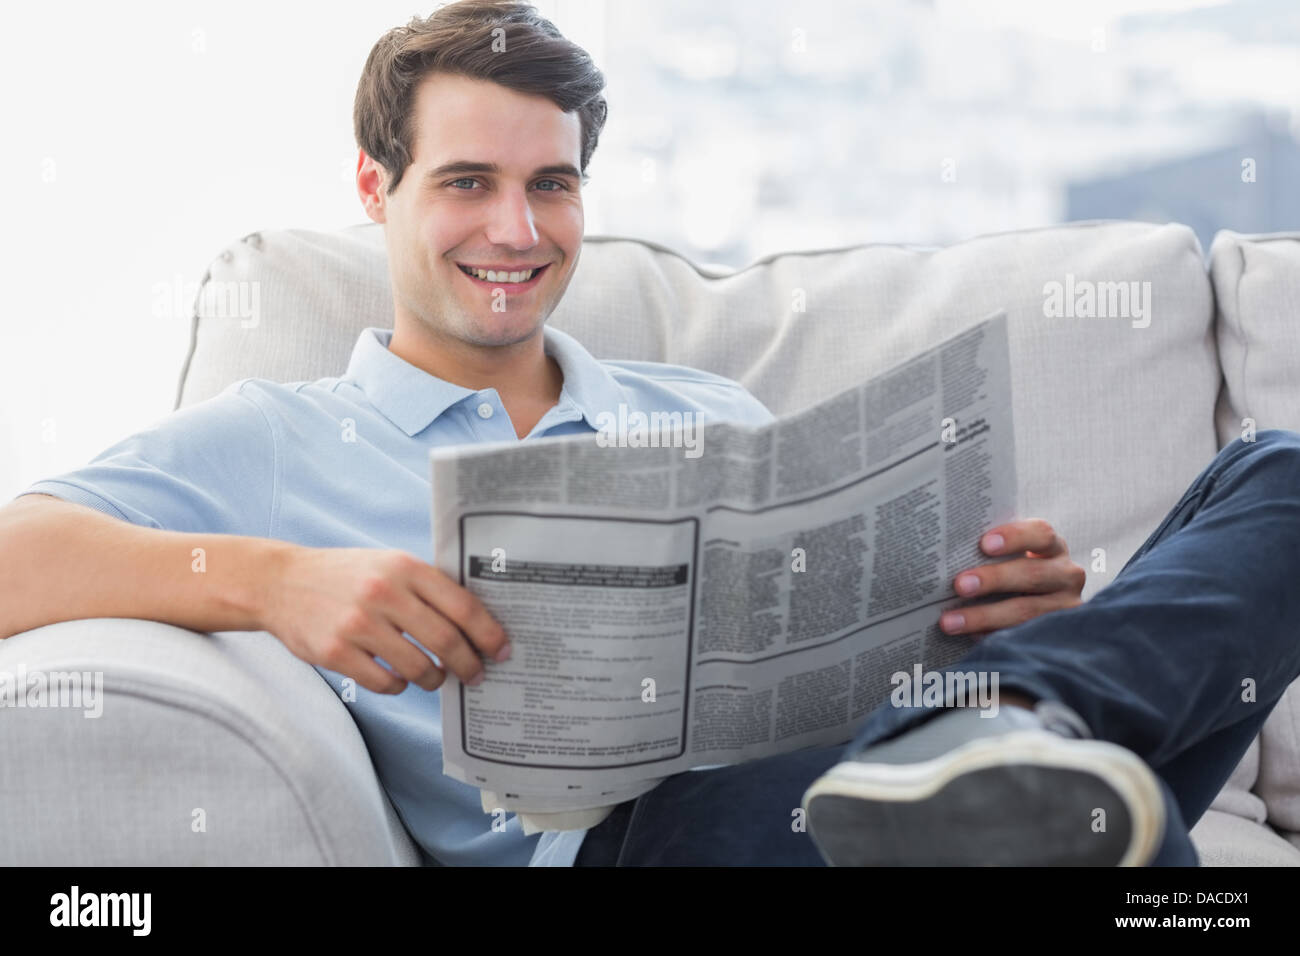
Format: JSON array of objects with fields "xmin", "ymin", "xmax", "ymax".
[{"xmin": 446, "ymin": 178, "xmax": 569, "ymax": 192}]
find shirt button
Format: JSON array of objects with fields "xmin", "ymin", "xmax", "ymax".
[{"xmin": 477, "ymin": 402, "xmax": 494, "ymax": 420}]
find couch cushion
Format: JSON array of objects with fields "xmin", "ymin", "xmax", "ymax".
[
  {"xmin": 1208, "ymin": 229, "xmax": 1300, "ymax": 842},
  {"xmin": 1257, "ymin": 674, "xmax": 1300, "ymax": 834},
  {"xmin": 1190, "ymin": 808, "xmax": 1300, "ymax": 866},
  {"xmin": 1209, "ymin": 230, "xmax": 1300, "ymax": 446},
  {"xmin": 179, "ymin": 220, "xmax": 1220, "ymax": 603}
]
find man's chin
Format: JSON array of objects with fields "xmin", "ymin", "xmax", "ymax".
[{"xmin": 455, "ymin": 316, "xmax": 547, "ymax": 349}]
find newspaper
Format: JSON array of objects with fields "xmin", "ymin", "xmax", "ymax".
[{"xmin": 429, "ymin": 311, "xmax": 1017, "ymax": 826}]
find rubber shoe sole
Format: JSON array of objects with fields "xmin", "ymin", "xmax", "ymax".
[{"xmin": 802, "ymin": 730, "xmax": 1165, "ymax": 866}]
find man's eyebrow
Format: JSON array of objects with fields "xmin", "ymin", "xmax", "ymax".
[{"xmin": 425, "ymin": 161, "xmax": 586, "ymax": 182}]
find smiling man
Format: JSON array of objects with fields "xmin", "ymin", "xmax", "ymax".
[{"xmin": 5, "ymin": 0, "xmax": 1300, "ymax": 871}]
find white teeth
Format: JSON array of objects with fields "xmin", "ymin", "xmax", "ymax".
[{"xmin": 462, "ymin": 266, "xmax": 536, "ymax": 283}]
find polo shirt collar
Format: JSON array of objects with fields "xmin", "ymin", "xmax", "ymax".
[{"xmin": 344, "ymin": 325, "xmax": 627, "ymax": 437}]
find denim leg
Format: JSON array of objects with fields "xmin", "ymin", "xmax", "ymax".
[{"xmin": 1148, "ymin": 772, "xmax": 1199, "ymax": 866}]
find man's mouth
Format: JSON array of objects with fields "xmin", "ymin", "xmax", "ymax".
[{"xmin": 455, "ymin": 262, "xmax": 551, "ymax": 290}]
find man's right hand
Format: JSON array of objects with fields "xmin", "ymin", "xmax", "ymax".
[{"xmin": 259, "ymin": 546, "xmax": 511, "ymax": 695}]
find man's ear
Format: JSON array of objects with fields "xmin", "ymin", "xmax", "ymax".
[{"xmin": 357, "ymin": 151, "xmax": 389, "ymax": 224}]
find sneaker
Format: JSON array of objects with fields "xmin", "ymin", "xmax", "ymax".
[{"xmin": 801, "ymin": 698, "xmax": 1166, "ymax": 866}]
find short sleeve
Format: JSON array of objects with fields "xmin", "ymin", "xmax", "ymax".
[{"xmin": 14, "ymin": 381, "xmax": 278, "ymax": 538}]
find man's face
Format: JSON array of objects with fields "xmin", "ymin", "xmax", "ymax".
[{"xmin": 360, "ymin": 72, "xmax": 585, "ymax": 349}]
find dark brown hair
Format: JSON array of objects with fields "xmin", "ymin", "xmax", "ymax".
[{"xmin": 354, "ymin": 0, "xmax": 608, "ymax": 195}]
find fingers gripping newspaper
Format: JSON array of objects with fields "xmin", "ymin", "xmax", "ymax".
[{"xmin": 430, "ymin": 312, "xmax": 1017, "ymax": 834}]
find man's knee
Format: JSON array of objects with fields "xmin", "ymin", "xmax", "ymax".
[{"xmin": 1214, "ymin": 427, "xmax": 1300, "ymax": 473}]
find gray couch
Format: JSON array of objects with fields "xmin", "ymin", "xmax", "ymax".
[{"xmin": 3, "ymin": 219, "xmax": 1299, "ymax": 865}]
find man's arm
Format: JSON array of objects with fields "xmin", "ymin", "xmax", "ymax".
[
  {"xmin": 0, "ymin": 493, "xmax": 282, "ymax": 640},
  {"xmin": 0, "ymin": 494, "xmax": 510, "ymax": 696}
]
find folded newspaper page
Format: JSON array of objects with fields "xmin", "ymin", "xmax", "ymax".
[{"xmin": 430, "ymin": 311, "xmax": 1017, "ymax": 825}]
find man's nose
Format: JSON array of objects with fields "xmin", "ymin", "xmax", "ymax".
[{"xmin": 484, "ymin": 186, "xmax": 539, "ymax": 249}]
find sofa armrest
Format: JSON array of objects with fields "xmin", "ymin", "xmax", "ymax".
[{"xmin": 0, "ymin": 618, "xmax": 420, "ymax": 865}]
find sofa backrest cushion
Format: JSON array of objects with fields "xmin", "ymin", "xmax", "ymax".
[{"xmin": 179, "ymin": 220, "xmax": 1219, "ymax": 599}]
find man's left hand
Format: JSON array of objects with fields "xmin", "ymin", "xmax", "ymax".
[{"xmin": 940, "ymin": 518, "xmax": 1086, "ymax": 638}]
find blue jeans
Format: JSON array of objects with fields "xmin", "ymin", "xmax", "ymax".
[{"xmin": 575, "ymin": 429, "xmax": 1300, "ymax": 866}]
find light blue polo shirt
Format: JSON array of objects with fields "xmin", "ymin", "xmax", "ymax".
[{"xmin": 16, "ymin": 324, "xmax": 775, "ymax": 866}]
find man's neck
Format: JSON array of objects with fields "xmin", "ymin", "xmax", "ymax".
[{"xmin": 387, "ymin": 320, "xmax": 564, "ymax": 440}]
